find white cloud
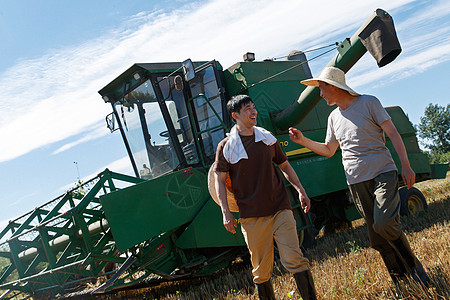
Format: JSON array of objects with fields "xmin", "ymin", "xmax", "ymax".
[
  {"xmin": 396, "ymin": 0, "xmax": 450, "ymax": 34},
  {"xmin": 52, "ymin": 122, "xmax": 110, "ymax": 155},
  {"xmin": 349, "ymin": 41, "xmax": 450, "ymax": 90},
  {"xmin": 2, "ymin": 0, "xmax": 448, "ymax": 164}
]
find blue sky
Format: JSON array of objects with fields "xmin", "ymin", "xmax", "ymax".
[{"xmin": 0, "ymin": 0, "xmax": 449, "ymax": 233}]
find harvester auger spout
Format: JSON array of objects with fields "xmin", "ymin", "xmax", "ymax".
[{"xmin": 273, "ymin": 8, "xmax": 401, "ymax": 131}]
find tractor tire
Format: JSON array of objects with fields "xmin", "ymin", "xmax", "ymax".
[{"xmin": 399, "ymin": 187, "xmax": 427, "ymax": 216}]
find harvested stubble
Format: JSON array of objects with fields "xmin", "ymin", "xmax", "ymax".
[{"xmin": 37, "ymin": 173, "xmax": 450, "ymax": 300}]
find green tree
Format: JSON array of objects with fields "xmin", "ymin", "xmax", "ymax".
[{"xmin": 417, "ymin": 103, "xmax": 450, "ymax": 163}]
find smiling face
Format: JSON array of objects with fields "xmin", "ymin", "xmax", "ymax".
[{"xmin": 232, "ymin": 101, "xmax": 257, "ymax": 129}]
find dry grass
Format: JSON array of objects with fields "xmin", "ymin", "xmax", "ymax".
[{"xmin": 34, "ymin": 173, "xmax": 450, "ymax": 299}]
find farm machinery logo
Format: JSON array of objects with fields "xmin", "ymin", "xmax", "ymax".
[{"xmin": 165, "ymin": 169, "xmax": 205, "ymax": 209}]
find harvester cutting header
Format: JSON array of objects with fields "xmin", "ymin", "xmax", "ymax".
[{"xmin": 0, "ymin": 9, "xmax": 444, "ymax": 298}]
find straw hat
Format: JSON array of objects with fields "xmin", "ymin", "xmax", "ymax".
[
  {"xmin": 207, "ymin": 163, "xmax": 239, "ymax": 212},
  {"xmin": 301, "ymin": 67, "xmax": 360, "ymax": 96}
]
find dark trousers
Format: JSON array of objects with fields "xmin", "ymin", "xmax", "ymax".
[
  {"xmin": 349, "ymin": 171, "xmax": 402, "ymax": 246},
  {"xmin": 349, "ymin": 171, "xmax": 419, "ymax": 278}
]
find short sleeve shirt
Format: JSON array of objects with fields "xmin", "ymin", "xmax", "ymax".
[
  {"xmin": 214, "ymin": 134, "xmax": 291, "ymax": 218},
  {"xmin": 325, "ymin": 95, "xmax": 397, "ymax": 184}
]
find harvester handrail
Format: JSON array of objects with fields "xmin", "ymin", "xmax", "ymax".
[
  {"xmin": 186, "ymin": 93, "xmax": 229, "ymax": 168},
  {"xmin": 248, "ymin": 46, "xmax": 337, "ymax": 90},
  {"xmin": 270, "ymin": 42, "xmax": 339, "ymax": 60}
]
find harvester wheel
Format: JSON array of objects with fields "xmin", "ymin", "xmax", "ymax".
[{"xmin": 399, "ymin": 187, "xmax": 427, "ymax": 216}]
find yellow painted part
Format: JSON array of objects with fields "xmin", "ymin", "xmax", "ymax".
[{"xmin": 286, "ymin": 148, "xmax": 312, "ymax": 156}]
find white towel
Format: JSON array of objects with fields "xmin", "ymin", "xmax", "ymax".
[{"xmin": 223, "ymin": 125, "xmax": 277, "ymax": 164}]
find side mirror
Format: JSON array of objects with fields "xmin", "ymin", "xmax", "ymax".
[
  {"xmin": 182, "ymin": 59, "xmax": 195, "ymax": 82},
  {"xmin": 106, "ymin": 112, "xmax": 119, "ymax": 133}
]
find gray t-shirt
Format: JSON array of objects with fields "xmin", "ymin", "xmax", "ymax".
[{"xmin": 325, "ymin": 95, "xmax": 397, "ymax": 185}]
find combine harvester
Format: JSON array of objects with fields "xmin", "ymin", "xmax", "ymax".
[{"xmin": 0, "ymin": 8, "xmax": 446, "ymax": 299}]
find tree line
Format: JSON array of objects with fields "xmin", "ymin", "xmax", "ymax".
[{"xmin": 417, "ymin": 103, "xmax": 450, "ymax": 164}]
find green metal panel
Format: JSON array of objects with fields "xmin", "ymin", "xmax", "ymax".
[
  {"xmin": 289, "ymin": 153, "xmax": 348, "ymax": 198},
  {"xmin": 295, "ymin": 100, "xmax": 335, "ymax": 132},
  {"xmin": 133, "ymin": 230, "xmax": 179, "ymax": 276},
  {"xmin": 430, "ymin": 164, "xmax": 449, "ymax": 179},
  {"xmin": 344, "ymin": 204, "xmax": 362, "ymax": 221},
  {"xmin": 175, "ymin": 200, "xmax": 245, "ymax": 249},
  {"xmin": 100, "ymin": 168, "xmax": 209, "ymax": 251},
  {"xmin": 385, "ymin": 106, "xmax": 432, "ymax": 177},
  {"xmin": 386, "ymin": 106, "xmax": 416, "ymax": 136}
]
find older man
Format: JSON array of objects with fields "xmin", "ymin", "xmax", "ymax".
[{"xmin": 289, "ymin": 67, "xmax": 429, "ymax": 286}]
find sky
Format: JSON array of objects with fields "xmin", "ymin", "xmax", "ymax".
[{"xmin": 0, "ymin": 0, "xmax": 449, "ymax": 233}]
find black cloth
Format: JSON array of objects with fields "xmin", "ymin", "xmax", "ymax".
[{"xmin": 359, "ymin": 9, "xmax": 402, "ymax": 67}]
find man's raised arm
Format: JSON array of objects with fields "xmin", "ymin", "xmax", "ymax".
[{"xmin": 289, "ymin": 127, "xmax": 339, "ymax": 158}]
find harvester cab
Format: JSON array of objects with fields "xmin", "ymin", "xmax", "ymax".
[{"xmin": 99, "ymin": 60, "xmax": 229, "ymax": 179}]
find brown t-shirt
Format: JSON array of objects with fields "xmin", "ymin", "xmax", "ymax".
[{"xmin": 214, "ymin": 134, "xmax": 291, "ymax": 218}]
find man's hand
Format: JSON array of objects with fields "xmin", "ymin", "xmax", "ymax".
[
  {"xmin": 402, "ymin": 165, "xmax": 416, "ymax": 189},
  {"xmin": 278, "ymin": 160, "xmax": 311, "ymax": 213},
  {"xmin": 289, "ymin": 127, "xmax": 305, "ymax": 144},
  {"xmin": 299, "ymin": 192, "xmax": 311, "ymax": 213},
  {"xmin": 289, "ymin": 127, "xmax": 338, "ymax": 158},
  {"xmin": 222, "ymin": 210, "xmax": 237, "ymax": 234}
]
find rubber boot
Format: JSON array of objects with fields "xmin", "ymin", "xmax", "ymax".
[
  {"xmin": 378, "ymin": 246, "xmax": 407, "ymax": 283},
  {"xmin": 293, "ymin": 270, "xmax": 317, "ymax": 300},
  {"xmin": 256, "ymin": 279, "xmax": 276, "ymax": 300},
  {"xmin": 378, "ymin": 246, "xmax": 407, "ymax": 297},
  {"xmin": 390, "ymin": 233, "xmax": 430, "ymax": 286}
]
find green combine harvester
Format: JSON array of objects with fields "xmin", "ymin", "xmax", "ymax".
[{"xmin": 0, "ymin": 8, "xmax": 446, "ymax": 299}]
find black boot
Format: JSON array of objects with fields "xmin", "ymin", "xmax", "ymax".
[
  {"xmin": 377, "ymin": 246, "xmax": 408, "ymax": 297},
  {"xmin": 294, "ymin": 270, "xmax": 317, "ymax": 300},
  {"xmin": 256, "ymin": 279, "xmax": 276, "ymax": 300},
  {"xmin": 390, "ymin": 234, "xmax": 430, "ymax": 286},
  {"xmin": 378, "ymin": 246, "xmax": 407, "ymax": 283}
]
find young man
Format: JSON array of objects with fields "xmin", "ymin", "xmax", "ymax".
[
  {"xmin": 214, "ymin": 95, "xmax": 317, "ymax": 300},
  {"xmin": 289, "ymin": 67, "xmax": 429, "ymax": 286}
]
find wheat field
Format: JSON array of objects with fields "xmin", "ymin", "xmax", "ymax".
[
  {"xmin": 63, "ymin": 172, "xmax": 449, "ymax": 300},
  {"xmin": 3, "ymin": 172, "xmax": 446, "ymax": 300}
]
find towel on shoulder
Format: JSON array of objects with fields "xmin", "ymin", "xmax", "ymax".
[{"xmin": 223, "ymin": 125, "xmax": 277, "ymax": 164}]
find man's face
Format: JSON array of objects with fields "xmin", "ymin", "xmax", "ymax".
[
  {"xmin": 233, "ymin": 102, "xmax": 257, "ymax": 127},
  {"xmin": 318, "ymin": 81, "xmax": 336, "ymax": 106}
]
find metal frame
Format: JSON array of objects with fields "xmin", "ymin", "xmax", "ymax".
[
  {"xmin": 185, "ymin": 61, "xmax": 229, "ymax": 168},
  {"xmin": 186, "ymin": 93, "xmax": 228, "ymax": 169},
  {"xmin": 0, "ymin": 169, "xmax": 144, "ymax": 296}
]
